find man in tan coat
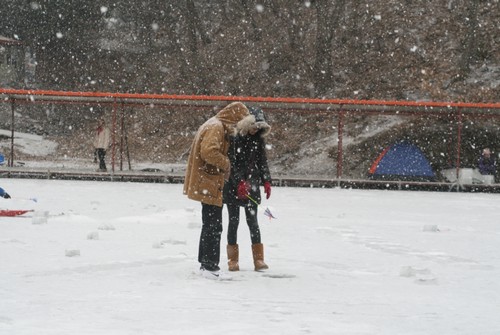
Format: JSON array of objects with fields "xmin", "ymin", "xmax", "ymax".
[{"xmin": 184, "ymin": 102, "xmax": 250, "ymax": 279}]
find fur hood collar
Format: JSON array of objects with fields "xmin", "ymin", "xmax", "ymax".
[
  {"xmin": 237, "ymin": 114, "xmax": 271, "ymax": 137},
  {"xmin": 237, "ymin": 113, "xmax": 271, "ymax": 137}
]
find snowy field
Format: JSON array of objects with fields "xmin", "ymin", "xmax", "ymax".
[{"xmin": 1, "ymin": 178, "xmax": 500, "ymax": 335}]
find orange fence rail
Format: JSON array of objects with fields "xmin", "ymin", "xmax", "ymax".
[{"xmin": 1, "ymin": 88, "xmax": 499, "ymax": 180}]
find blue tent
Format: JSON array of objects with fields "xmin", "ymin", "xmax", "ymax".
[{"xmin": 368, "ymin": 142, "xmax": 436, "ymax": 181}]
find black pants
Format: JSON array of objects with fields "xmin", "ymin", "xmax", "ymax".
[
  {"xmin": 227, "ymin": 202, "xmax": 261, "ymax": 245},
  {"xmin": 198, "ymin": 203, "xmax": 223, "ymax": 271},
  {"xmin": 96, "ymin": 148, "xmax": 107, "ymax": 170}
]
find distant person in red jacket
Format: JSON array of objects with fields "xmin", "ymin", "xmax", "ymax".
[{"xmin": 478, "ymin": 148, "xmax": 496, "ymax": 176}]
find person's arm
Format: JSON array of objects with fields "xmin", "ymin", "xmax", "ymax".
[
  {"xmin": 199, "ymin": 125, "xmax": 230, "ymax": 173},
  {"xmin": 258, "ymin": 140, "xmax": 272, "ymax": 184},
  {"xmin": 229, "ymin": 136, "xmax": 247, "ymax": 182},
  {"xmin": 478, "ymin": 157, "xmax": 486, "ymax": 174},
  {"xmin": 230, "ymin": 137, "xmax": 252, "ymax": 200},
  {"xmin": 104, "ymin": 127, "xmax": 112, "ymax": 148},
  {"xmin": 257, "ymin": 140, "xmax": 272, "ymax": 199},
  {"xmin": 488, "ymin": 160, "xmax": 496, "ymax": 174}
]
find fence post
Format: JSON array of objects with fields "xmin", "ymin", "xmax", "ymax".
[
  {"xmin": 336, "ymin": 109, "xmax": 344, "ymax": 179},
  {"xmin": 9, "ymin": 99, "xmax": 15, "ymax": 167},
  {"xmin": 455, "ymin": 108, "xmax": 463, "ymax": 181},
  {"xmin": 111, "ymin": 98, "xmax": 117, "ymax": 173},
  {"xmin": 119, "ymin": 103, "xmax": 124, "ymax": 171},
  {"xmin": 447, "ymin": 112, "xmax": 454, "ymax": 168}
]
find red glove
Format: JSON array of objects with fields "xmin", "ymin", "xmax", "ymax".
[
  {"xmin": 264, "ymin": 181, "xmax": 271, "ymax": 199},
  {"xmin": 237, "ymin": 180, "xmax": 250, "ymax": 200}
]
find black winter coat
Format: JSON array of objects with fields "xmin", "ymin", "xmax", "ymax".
[{"xmin": 223, "ymin": 133, "xmax": 272, "ymax": 206}]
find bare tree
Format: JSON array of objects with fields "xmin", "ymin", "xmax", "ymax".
[
  {"xmin": 182, "ymin": 0, "xmax": 212, "ymax": 94},
  {"xmin": 453, "ymin": 0, "xmax": 481, "ymax": 85},
  {"xmin": 312, "ymin": 0, "xmax": 346, "ymax": 96}
]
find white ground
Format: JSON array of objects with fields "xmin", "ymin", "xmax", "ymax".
[{"xmin": 1, "ymin": 179, "xmax": 500, "ymax": 334}]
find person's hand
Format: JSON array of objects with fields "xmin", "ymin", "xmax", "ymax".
[
  {"xmin": 237, "ymin": 180, "xmax": 250, "ymax": 200},
  {"xmin": 264, "ymin": 181, "xmax": 271, "ymax": 199}
]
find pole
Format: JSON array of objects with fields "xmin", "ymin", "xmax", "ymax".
[
  {"xmin": 455, "ymin": 109, "xmax": 463, "ymax": 181},
  {"xmin": 337, "ymin": 110, "xmax": 344, "ymax": 179},
  {"xmin": 119, "ymin": 104, "xmax": 124, "ymax": 171},
  {"xmin": 111, "ymin": 99, "xmax": 117, "ymax": 173},
  {"xmin": 124, "ymin": 113, "xmax": 132, "ymax": 170},
  {"xmin": 447, "ymin": 112, "xmax": 453, "ymax": 168},
  {"xmin": 9, "ymin": 100, "xmax": 15, "ymax": 167}
]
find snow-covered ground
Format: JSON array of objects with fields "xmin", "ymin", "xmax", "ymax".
[
  {"xmin": 1, "ymin": 179, "xmax": 500, "ymax": 334},
  {"xmin": 0, "ymin": 129, "xmax": 58, "ymax": 157}
]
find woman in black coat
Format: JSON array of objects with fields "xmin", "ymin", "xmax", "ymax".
[{"xmin": 223, "ymin": 107, "xmax": 272, "ymax": 271}]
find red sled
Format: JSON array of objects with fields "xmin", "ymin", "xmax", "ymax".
[{"xmin": 0, "ymin": 209, "xmax": 33, "ymax": 217}]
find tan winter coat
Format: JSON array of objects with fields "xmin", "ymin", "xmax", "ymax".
[{"xmin": 183, "ymin": 102, "xmax": 250, "ymax": 207}]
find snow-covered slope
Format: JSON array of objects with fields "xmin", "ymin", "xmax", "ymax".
[{"xmin": 0, "ymin": 129, "xmax": 58, "ymax": 157}]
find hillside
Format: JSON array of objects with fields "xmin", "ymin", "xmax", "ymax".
[{"xmin": 1, "ymin": 1, "xmax": 498, "ymax": 101}]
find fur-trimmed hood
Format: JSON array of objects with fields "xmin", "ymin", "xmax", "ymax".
[{"xmin": 237, "ymin": 108, "xmax": 271, "ymax": 137}]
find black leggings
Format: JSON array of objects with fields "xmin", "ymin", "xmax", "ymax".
[{"xmin": 227, "ymin": 203, "xmax": 261, "ymax": 245}]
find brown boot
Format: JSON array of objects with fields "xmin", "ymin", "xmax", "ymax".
[
  {"xmin": 251, "ymin": 243, "xmax": 269, "ymax": 271},
  {"xmin": 227, "ymin": 244, "xmax": 239, "ymax": 271}
]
